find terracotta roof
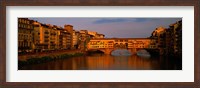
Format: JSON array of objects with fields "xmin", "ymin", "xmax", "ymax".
[{"xmin": 64, "ymin": 24, "xmax": 73, "ymax": 27}]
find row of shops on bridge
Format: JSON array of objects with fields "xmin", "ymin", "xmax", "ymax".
[{"xmin": 87, "ymin": 38, "xmax": 157, "ymax": 54}]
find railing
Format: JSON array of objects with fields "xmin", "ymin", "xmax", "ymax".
[
  {"xmin": 44, "ymin": 36, "xmax": 49, "ymax": 38},
  {"xmin": 44, "ymin": 31, "xmax": 49, "ymax": 34}
]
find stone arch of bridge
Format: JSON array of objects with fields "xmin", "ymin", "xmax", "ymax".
[
  {"xmin": 87, "ymin": 48, "xmax": 149, "ymax": 55},
  {"xmin": 87, "ymin": 48, "xmax": 114, "ymax": 54},
  {"xmin": 87, "ymin": 49, "xmax": 106, "ymax": 53}
]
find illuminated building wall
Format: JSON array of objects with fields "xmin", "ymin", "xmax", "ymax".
[{"xmin": 18, "ymin": 18, "xmax": 34, "ymax": 52}]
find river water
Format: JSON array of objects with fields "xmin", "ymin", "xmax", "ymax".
[{"xmin": 20, "ymin": 54, "xmax": 182, "ymax": 70}]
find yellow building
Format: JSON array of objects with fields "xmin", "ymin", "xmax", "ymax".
[
  {"xmin": 32, "ymin": 22, "xmax": 50, "ymax": 51},
  {"xmin": 18, "ymin": 18, "xmax": 34, "ymax": 52},
  {"xmin": 151, "ymin": 26, "xmax": 166, "ymax": 55},
  {"xmin": 130, "ymin": 39, "xmax": 151, "ymax": 49},
  {"xmin": 32, "ymin": 21, "xmax": 42, "ymax": 51},
  {"xmin": 88, "ymin": 38, "xmax": 152, "ymax": 50},
  {"xmin": 41, "ymin": 24, "xmax": 51, "ymax": 50},
  {"xmin": 98, "ymin": 34, "xmax": 105, "ymax": 38},
  {"xmin": 95, "ymin": 34, "xmax": 105, "ymax": 38},
  {"xmin": 66, "ymin": 32, "xmax": 71, "ymax": 49},
  {"xmin": 32, "ymin": 22, "xmax": 61, "ymax": 51},
  {"xmin": 151, "ymin": 26, "xmax": 166, "ymax": 48},
  {"xmin": 88, "ymin": 39, "xmax": 114, "ymax": 49},
  {"xmin": 64, "ymin": 24, "xmax": 73, "ymax": 49},
  {"xmin": 87, "ymin": 31, "xmax": 97, "ymax": 37},
  {"xmin": 55, "ymin": 26, "xmax": 64, "ymax": 49},
  {"xmin": 114, "ymin": 39, "xmax": 128, "ymax": 48},
  {"xmin": 62, "ymin": 31, "xmax": 67, "ymax": 49},
  {"xmin": 72, "ymin": 30, "xmax": 80, "ymax": 49},
  {"xmin": 87, "ymin": 38, "xmax": 152, "ymax": 54},
  {"xmin": 53, "ymin": 25, "xmax": 61, "ymax": 49}
]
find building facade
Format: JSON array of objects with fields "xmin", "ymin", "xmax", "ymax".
[
  {"xmin": 165, "ymin": 20, "xmax": 182, "ymax": 57},
  {"xmin": 72, "ymin": 31, "xmax": 80, "ymax": 49},
  {"xmin": 18, "ymin": 18, "xmax": 108, "ymax": 53},
  {"xmin": 18, "ymin": 18, "xmax": 34, "ymax": 52},
  {"xmin": 88, "ymin": 39, "xmax": 114, "ymax": 49},
  {"xmin": 88, "ymin": 38, "xmax": 152, "ymax": 49},
  {"xmin": 150, "ymin": 20, "xmax": 182, "ymax": 57},
  {"xmin": 87, "ymin": 38, "xmax": 153, "ymax": 54},
  {"xmin": 150, "ymin": 26, "xmax": 166, "ymax": 55},
  {"xmin": 64, "ymin": 25, "xmax": 74, "ymax": 49}
]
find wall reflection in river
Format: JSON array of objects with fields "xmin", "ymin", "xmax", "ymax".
[{"xmin": 21, "ymin": 54, "xmax": 182, "ymax": 70}]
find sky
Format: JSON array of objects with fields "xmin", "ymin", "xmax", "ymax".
[{"xmin": 29, "ymin": 18, "xmax": 181, "ymax": 38}]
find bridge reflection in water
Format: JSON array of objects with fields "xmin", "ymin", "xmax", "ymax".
[{"xmin": 21, "ymin": 54, "xmax": 182, "ymax": 70}]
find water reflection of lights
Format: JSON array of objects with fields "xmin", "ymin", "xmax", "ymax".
[{"xmin": 21, "ymin": 54, "xmax": 181, "ymax": 70}]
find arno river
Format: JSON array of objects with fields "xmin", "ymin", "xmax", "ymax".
[{"xmin": 20, "ymin": 53, "xmax": 182, "ymax": 70}]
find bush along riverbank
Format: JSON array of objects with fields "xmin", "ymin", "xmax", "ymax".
[{"xmin": 18, "ymin": 53, "xmax": 84, "ymax": 69}]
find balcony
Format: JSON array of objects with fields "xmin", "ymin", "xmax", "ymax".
[
  {"xmin": 50, "ymin": 43, "xmax": 56, "ymax": 45},
  {"xmin": 44, "ymin": 36, "xmax": 49, "ymax": 38},
  {"xmin": 44, "ymin": 39, "xmax": 49, "ymax": 42},
  {"xmin": 51, "ymin": 33, "xmax": 56, "ymax": 35},
  {"xmin": 44, "ymin": 31, "xmax": 49, "ymax": 34}
]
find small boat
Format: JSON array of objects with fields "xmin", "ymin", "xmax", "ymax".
[{"xmin": 136, "ymin": 49, "xmax": 151, "ymax": 57}]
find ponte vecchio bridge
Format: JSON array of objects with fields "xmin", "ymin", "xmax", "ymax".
[{"xmin": 87, "ymin": 38, "xmax": 156, "ymax": 54}]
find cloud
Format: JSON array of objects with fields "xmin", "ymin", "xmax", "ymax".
[
  {"xmin": 93, "ymin": 18, "xmax": 154, "ymax": 24},
  {"xmin": 93, "ymin": 18, "xmax": 130, "ymax": 24}
]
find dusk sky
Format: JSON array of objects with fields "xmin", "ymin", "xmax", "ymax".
[{"xmin": 29, "ymin": 18, "xmax": 181, "ymax": 38}]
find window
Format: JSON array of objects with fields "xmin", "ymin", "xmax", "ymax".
[
  {"xmin": 22, "ymin": 19, "xmax": 24, "ymax": 23},
  {"xmin": 21, "ymin": 42, "xmax": 24, "ymax": 47},
  {"xmin": 20, "ymin": 41, "xmax": 22, "ymax": 47},
  {"xmin": 25, "ymin": 42, "xmax": 27, "ymax": 47},
  {"xmin": 20, "ymin": 35, "xmax": 22, "ymax": 39},
  {"xmin": 18, "ymin": 42, "xmax": 20, "ymax": 47},
  {"xmin": 27, "ymin": 35, "xmax": 29, "ymax": 40},
  {"xmin": 19, "ymin": 34, "xmax": 21, "ymax": 40}
]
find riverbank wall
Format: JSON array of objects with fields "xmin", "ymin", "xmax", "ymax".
[
  {"xmin": 18, "ymin": 50, "xmax": 84, "ymax": 61},
  {"xmin": 18, "ymin": 50, "xmax": 85, "ymax": 69}
]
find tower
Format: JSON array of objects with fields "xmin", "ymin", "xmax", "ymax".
[{"xmin": 64, "ymin": 25, "xmax": 74, "ymax": 49}]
